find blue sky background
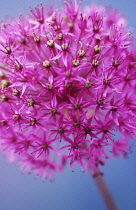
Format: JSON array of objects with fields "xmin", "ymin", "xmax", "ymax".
[{"xmin": 0, "ymin": 0, "xmax": 136, "ymax": 210}]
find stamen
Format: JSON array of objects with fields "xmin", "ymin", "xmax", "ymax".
[
  {"xmin": 13, "ymin": 114, "xmax": 20, "ymax": 121},
  {"xmin": 94, "ymin": 45, "xmax": 101, "ymax": 53},
  {"xmin": 58, "ymin": 127, "xmax": 64, "ymax": 134},
  {"xmin": 43, "ymin": 60, "xmax": 50, "ymax": 68},
  {"xmin": 72, "ymin": 59, "xmax": 80, "ymax": 67},
  {"xmin": 74, "ymin": 103, "xmax": 81, "ymax": 109},
  {"xmin": 97, "ymin": 98, "xmax": 103, "ymax": 105},
  {"xmin": 1, "ymin": 80, "xmax": 9, "ymax": 88},
  {"xmin": 78, "ymin": 50, "xmax": 85, "ymax": 57},
  {"xmin": 46, "ymin": 84, "xmax": 52, "ymax": 90},
  {"xmin": 12, "ymin": 89, "xmax": 20, "ymax": 96},
  {"xmin": 27, "ymin": 99, "xmax": 35, "ymax": 106},
  {"xmin": 92, "ymin": 60, "xmax": 99, "ymax": 67},
  {"xmin": 113, "ymin": 60, "xmax": 120, "ymax": 67},
  {"xmin": 0, "ymin": 95, "xmax": 8, "ymax": 102},
  {"xmin": 61, "ymin": 43, "xmax": 68, "ymax": 51},
  {"xmin": 46, "ymin": 40, "xmax": 54, "ymax": 47},
  {"xmin": 0, "ymin": 120, "xmax": 7, "ymax": 126},
  {"xmin": 29, "ymin": 117, "xmax": 36, "ymax": 125},
  {"xmin": 65, "ymin": 82, "xmax": 72, "ymax": 87},
  {"xmin": 34, "ymin": 36, "xmax": 40, "ymax": 43},
  {"xmin": 57, "ymin": 33, "xmax": 63, "ymax": 40},
  {"xmin": 84, "ymin": 81, "xmax": 92, "ymax": 88},
  {"xmin": 73, "ymin": 122, "xmax": 80, "ymax": 128},
  {"xmin": 50, "ymin": 108, "xmax": 57, "ymax": 115}
]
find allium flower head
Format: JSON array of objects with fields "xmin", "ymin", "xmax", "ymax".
[{"xmin": 0, "ymin": 0, "xmax": 136, "ymax": 180}]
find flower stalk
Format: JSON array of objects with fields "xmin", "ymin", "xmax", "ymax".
[{"xmin": 94, "ymin": 174, "xmax": 118, "ymax": 210}]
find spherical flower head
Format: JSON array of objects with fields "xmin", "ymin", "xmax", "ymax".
[{"xmin": 0, "ymin": 0, "xmax": 136, "ymax": 180}]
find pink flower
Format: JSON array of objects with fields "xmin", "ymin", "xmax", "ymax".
[{"xmin": 0, "ymin": 0, "xmax": 136, "ymax": 180}]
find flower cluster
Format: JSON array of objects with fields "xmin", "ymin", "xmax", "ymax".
[{"xmin": 0, "ymin": 1, "xmax": 136, "ymax": 180}]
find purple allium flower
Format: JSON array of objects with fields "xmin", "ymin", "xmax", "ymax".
[{"xmin": 0, "ymin": 0, "xmax": 136, "ymax": 180}]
